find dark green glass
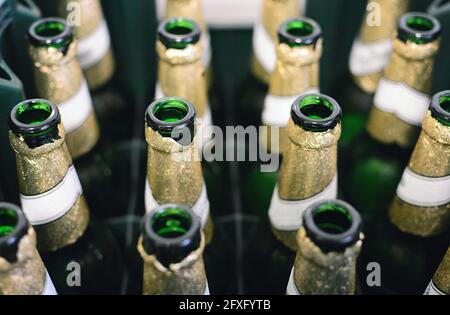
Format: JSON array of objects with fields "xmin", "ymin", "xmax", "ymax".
[
  {"xmin": 0, "ymin": 203, "xmax": 28, "ymax": 264},
  {"xmin": 158, "ymin": 17, "xmax": 200, "ymax": 50}
]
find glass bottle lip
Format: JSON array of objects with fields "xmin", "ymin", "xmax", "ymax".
[
  {"xmin": 303, "ymin": 199, "xmax": 362, "ymax": 253},
  {"xmin": 278, "ymin": 17, "xmax": 322, "ymax": 47},
  {"xmin": 397, "ymin": 12, "xmax": 441, "ymax": 44},
  {"xmin": 142, "ymin": 204, "xmax": 201, "ymax": 267},
  {"xmin": 158, "ymin": 17, "xmax": 201, "ymax": 49},
  {"xmin": 9, "ymin": 99, "xmax": 60, "ymax": 136},
  {"xmin": 430, "ymin": 90, "xmax": 450, "ymax": 125},
  {"xmin": 28, "ymin": 17, "xmax": 73, "ymax": 50},
  {"xmin": 145, "ymin": 97, "xmax": 196, "ymax": 145},
  {"xmin": 291, "ymin": 93, "xmax": 342, "ymax": 132},
  {"xmin": 0, "ymin": 203, "xmax": 28, "ymax": 263}
]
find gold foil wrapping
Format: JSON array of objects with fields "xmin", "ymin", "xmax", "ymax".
[
  {"xmin": 293, "ymin": 227, "xmax": 363, "ymax": 295},
  {"xmin": 272, "ymin": 228, "xmax": 297, "ymax": 251},
  {"xmin": 389, "ymin": 111, "xmax": 450, "ymax": 237},
  {"xmin": 251, "ymin": 54, "xmax": 271, "ymax": 85},
  {"xmin": 260, "ymin": 126, "xmax": 288, "ymax": 155},
  {"xmin": 157, "ymin": 41, "xmax": 207, "ymax": 118},
  {"xmin": 432, "ymin": 248, "xmax": 450, "ymax": 295},
  {"xmin": 262, "ymin": 0, "xmax": 301, "ymax": 41},
  {"xmin": 84, "ymin": 48, "xmax": 115, "ymax": 91},
  {"xmin": 138, "ymin": 234, "xmax": 207, "ymax": 295},
  {"xmin": 166, "ymin": 0, "xmax": 206, "ymax": 31},
  {"xmin": 29, "ymin": 41, "xmax": 99, "ymax": 158},
  {"xmin": 9, "ymin": 125, "xmax": 89, "ymax": 251},
  {"xmin": 0, "ymin": 228, "xmax": 46, "ymax": 295},
  {"xmin": 352, "ymin": 71, "xmax": 382, "ymax": 95}
]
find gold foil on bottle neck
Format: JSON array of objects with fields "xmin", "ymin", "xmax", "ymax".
[
  {"xmin": 359, "ymin": 0, "xmax": 409, "ymax": 43},
  {"xmin": 157, "ymin": 41, "xmax": 207, "ymax": 118},
  {"xmin": 293, "ymin": 227, "xmax": 363, "ymax": 295},
  {"xmin": 145, "ymin": 126, "xmax": 203, "ymax": 207},
  {"xmin": 269, "ymin": 41, "xmax": 322, "ymax": 96},
  {"xmin": 0, "ymin": 227, "xmax": 47, "ymax": 295},
  {"xmin": 433, "ymin": 248, "xmax": 450, "ymax": 295},
  {"xmin": 166, "ymin": 0, "xmax": 206, "ymax": 31},
  {"xmin": 262, "ymin": 0, "xmax": 301, "ymax": 41},
  {"xmin": 278, "ymin": 119, "xmax": 340, "ymax": 200},
  {"xmin": 57, "ymin": 0, "xmax": 104, "ymax": 39},
  {"xmin": 138, "ymin": 233, "xmax": 207, "ymax": 295}
]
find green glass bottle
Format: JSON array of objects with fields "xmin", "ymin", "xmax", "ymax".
[
  {"xmin": 286, "ymin": 200, "xmax": 363, "ymax": 295},
  {"xmin": 0, "ymin": 202, "xmax": 57, "ymax": 295},
  {"xmin": 8, "ymin": 99, "xmax": 123, "ymax": 294},
  {"xmin": 341, "ymin": 12, "xmax": 442, "ymax": 224},
  {"xmin": 138, "ymin": 204, "xmax": 209, "ymax": 295}
]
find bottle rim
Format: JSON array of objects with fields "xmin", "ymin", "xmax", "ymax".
[
  {"xmin": 291, "ymin": 93, "xmax": 342, "ymax": 132},
  {"xmin": 158, "ymin": 17, "xmax": 201, "ymax": 49},
  {"xmin": 146, "ymin": 97, "xmax": 196, "ymax": 145},
  {"xmin": 142, "ymin": 204, "xmax": 201, "ymax": 267},
  {"xmin": 278, "ymin": 17, "xmax": 322, "ymax": 47},
  {"xmin": 397, "ymin": 12, "xmax": 441, "ymax": 44},
  {"xmin": 302, "ymin": 199, "xmax": 362, "ymax": 253},
  {"xmin": 28, "ymin": 17, "xmax": 73, "ymax": 50},
  {"xmin": 0, "ymin": 203, "xmax": 28, "ymax": 263},
  {"xmin": 430, "ymin": 90, "xmax": 450, "ymax": 125}
]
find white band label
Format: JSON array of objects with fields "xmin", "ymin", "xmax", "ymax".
[
  {"xmin": 145, "ymin": 180, "xmax": 210, "ymax": 228},
  {"xmin": 21, "ymin": 166, "xmax": 82, "ymax": 225},
  {"xmin": 253, "ymin": 21, "xmax": 276, "ymax": 75},
  {"xmin": 42, "ymin": 270, "xmax": 58, "ymax": 295},
  {"xmin": 397, "ymin": 167, "xmax": 450, "ymax": 207},
  {"xmin": 424, "ymin": 281, "xmax": 445, "ymax": 295},
  {"xmin": 204, "ymin": 280, "xmax": 210, "ymax": 295},
  {"xmin": 58, "ymin": 80, "xmax": 94, "ymax": 133},
  {"xmin": 374, "ymin": 78, "xmax": 430, "ymax": 126},
  {"xmin": 286, "ymin": 267, "xmax": 301, "ymax": 295},
  {"xmin": 262, "ymin": 88, "xmax": 320, "ymax": 127},
  {"xmin": 349, "ymin": 38, "xmax": 392, "ymax": 76},
  {"xmin": 269, "ymin": 175, "xmax": 338, "ymax": 231},
  {"xmin": 77, "ymin": 20, "xmax": 111, "ymax": 70}
]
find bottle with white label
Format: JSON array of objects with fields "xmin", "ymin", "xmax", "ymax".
[
  {"xmin": 342, "ymin": 12, "xmax": 442, "ymax": 225},
  {"xmin": 238, "ymin": 0, "xmax": 301, "ymax": 127},
  {"xmin": 424, "ymin": 247, "xmax": 449, "ymax": 295},
  {"xmin": 8, "ymin": 99, "xmax": 123, "ymax": 294},
  {"xmin": 144, "ymin": 97, "xmax": 213, "ymax": 244},
  {"xmin": 389, "ymin": 91, "xmax": 450, "ymax": 237},
  {"xmin": 138, "ymin": 204, "xmax": 209, "ymax": 295},
  {"xmin": 0, "ymin": 202, "xmax": 57, "ymax": 295},
  {"xmin": 286, "ymin": 200, "xmax": 363, "ymax": 295},
  {"xmin": 337, "ymin": 0, "xmax": 409, "ymax": 151}
]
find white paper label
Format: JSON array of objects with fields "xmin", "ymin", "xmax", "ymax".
[
  {"xmin": 252, "ymin": 21, "xmax": 276, "ymax": 76},
  {"xmin": 374, "ymin": 78, "xmax": 430, "ymax": 126},
  {"xmin": 20, "ymin": 166, "xmax": 82, "ymax": 225},
  {"xmin": 145, "ymin": 180, "xmax": 209, "ymax": 228},
  {"xmin": 269, "ymin": 175, "xmax": 338, "ymax": 231},
  {"xmin": 396, "ymin": 167, "xmax": 450, "ymax": 207},
  {"xmin": 349, "ymin": 38, "xmax": 392, "ymax": 76},
  {"xmin": 42, "ymin": 270, "xmax": 58, "ymax": 295},
  {"xmin": 58, "ymin": 80, "xmax": 93, "ymax": 133},
  {"xmin": 424, "ymin": 281, "xmax": 445, "ymax": 295},
  {"xmin": 286, "ymin": 267, "xmax": 301, "ymax": 295},
  {"xmin": 77, "ymin": 20, "xmax": 111, "ymax": 70},
  {"xmin": 262, "ymin": 88, "xmax": 320, "ymax": 127},
  {"xmin": 204, "ymin": 280, "xmax": 210, "ymax": 295}
]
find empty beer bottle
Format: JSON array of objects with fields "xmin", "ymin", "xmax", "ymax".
[
  {"xmin": 8, "ymin": 99, "xmax": 123, "ymax": 294},
  {"xmin": 144, "ymin": 97, "xmax": 213, "ymax": 244},
  {"xmin": 389, "ymin": 91, "xmax": 450, "ymax": 237},
  {"xmin": 424, "ymin": 247, "xmax": 449, "ymax": 295},
  {"xmin": 338, "ymin": 0, "xmax": 409, "ymax": 149},
  {"xmin": 286, "ymin": 200, "xmax": 363, "ymax": 295},
  {"xmin": 0, "ymin": 202, "xmax": 57, "ymax": 295},
  {"xmin": 342, "ymin": 12, "xmax": 442, "ymax": 224},
  {"xmin": 138, "ymin": 204, "xmax": 209, "ymax": 295}
]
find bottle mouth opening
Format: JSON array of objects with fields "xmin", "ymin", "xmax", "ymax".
[
  {"xmin": 291, "ymin": 94, "xmax": 341, "ymax": 132},
  {"xmin": 158, "ymin": 17, "xmax": 201, "ymax": 49},
  {"xmin": 146, "ymin": 97, "xmax": 196, "ymax": 145},
  {"xmin": 397, "ymin": 13, "xmax": 441, "ymax": 44},
  {"xmin": 16, "ymin": 100, "xmax": 53, "ymax": 125},
  {"xmin": 278, "ymin": 18, "xmax": 322, "ymax": 47},
  {"xmin": 0, "ymin": 203, "xmax": 28, "ymax": 263},
  {"xmin": 28, "ymin": 18, "xmax": 73, "ymax": 49},
  {"xmin": 431, "ymin": 91, "xmax": 450, "ymax": 126},
  {"xmin": 151, "ymin": 207, "xmax": 192, "ymax": 238},
  {"xmin": 303, "ymin": 200, "xmax": 362, "ymax": 253},
  {"xmin": 0, "ymin": 207, "xmax": 18, "ymax": 238}
]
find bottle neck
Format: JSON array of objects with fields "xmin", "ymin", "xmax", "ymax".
[
  {"xmin": 166, "ymin": 0, "xmax": 206, "ymax": 31},
  {"xmin": 359, "ymin": 0, "xmax": 409, "ymax": 43},
  {"xmin": 269, "ymin": 41, "xmax": 322, "ymax": 96},
  {"xmin": 261, "ymin": 0, "xmax": 300, "ymax": 41},
  {"xmin": 145, "ymin": 126, "xmax": 203, "ymax": 207},
  {"xmin": 0, "ymin": 227, "xmax": 48, "ymax": 295},
  {"xmin": 294, "ymin": 227, "xmax": 362, "ymax": 295},
  {"xmin": 431, "ymin": 248, "xmax": 450, "ymax": 295},
  {"xmin": 157, "ymin": 41, "xmax": 207, "ymax": 118}
]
